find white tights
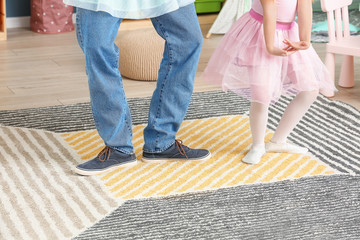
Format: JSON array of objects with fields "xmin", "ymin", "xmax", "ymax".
[{"xmin": 249, "ymin": 90, "xmax": 319, "ymax": 148}]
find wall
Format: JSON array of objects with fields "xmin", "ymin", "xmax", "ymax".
[
  {"xmin": 6, "ymin": 0, "xmax": 30, "ymax": 17},
  {"xmin": 6, "ymin": 0, "xmax": 75, "ymax": 17}
]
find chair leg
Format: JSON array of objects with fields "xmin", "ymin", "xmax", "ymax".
[
  {"xmin": 339, "ymin": 55, "xmax": 355, "ymax": 88},
  {"xmin": 324, "ymin": 52, "xmax": 335, "ymax": 97}
]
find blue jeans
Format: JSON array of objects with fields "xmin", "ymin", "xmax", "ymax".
[{"xmin": 76, "ymin": 4, "xmax": 203, "ymax": 154}]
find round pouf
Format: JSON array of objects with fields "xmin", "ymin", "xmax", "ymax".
[{"xmin": 116, "ymin": 28, "xmax": 165, "ymax": 81}]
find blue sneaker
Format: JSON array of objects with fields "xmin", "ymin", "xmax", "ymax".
[
  {"xmin": 74, "ymin": 146, "xmax": 137, "ymax": 176},
  {"xmin": 142, "ymin": 139, "xmax": 211, "ymax": 163}
]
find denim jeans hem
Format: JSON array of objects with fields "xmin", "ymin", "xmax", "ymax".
[
  {"xmin": 143, "ymin": 141, "xmax": 175, "ymax": 154},
  {"xmin": 111, "ymin": 146, "xmax": 135, "ymax": 155}
]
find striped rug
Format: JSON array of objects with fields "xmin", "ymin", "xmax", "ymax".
[{"xmin": 0, "ymin": 91, "xmax": 359, "ymax": 239}]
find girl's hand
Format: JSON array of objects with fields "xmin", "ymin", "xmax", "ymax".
[
  {"xmin": 282, "ymin": 39, "xmax": 310, "ymax": 51},
  {"xmin": 267, "ymin": 46, "xmax": 298, "ymax": 57}
]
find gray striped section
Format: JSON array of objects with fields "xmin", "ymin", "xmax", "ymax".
[
  {"xmin": 0, "ymin": 91, "xmax": 249, "ymax": 132},
  {"xmin": 74, "ymin": 175, "xmax": 360, "ymax": 240},
  {"xmin": 267, "ymin": 95, "xmax": 360, "ymax": 174},
  {"xmin": 0, "ymin": 126, "xmax": 118, "ymax": 240}
]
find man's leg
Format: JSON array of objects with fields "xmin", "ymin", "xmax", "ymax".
[
  {"xmin": 76, "ymin": 8, "xmax": 134, "ymax": 154},
  {"xmin": 142, "ymin": 3, "xmax": 210, "ymax": 161},
  {"xmin": 74, "ymin": 8, "xmax": 136, "ymax": 175}
]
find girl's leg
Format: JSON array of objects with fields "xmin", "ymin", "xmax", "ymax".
[
  {"xmin": 242, "ymin": 102, "xmax": 269, "ymax": 164},
  {"xmin": 267, "ymin": 90, "xmax": 318, "ymax": 153},
  {"xmin": 250, "ymin": 102, "xmax": 269, "ymax": 146}
]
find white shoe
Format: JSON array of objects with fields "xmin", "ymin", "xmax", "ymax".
[
  {"xmin": 242, "ymin": 145, "xmax": 266, "ymax": 165},
  {"xmin": 265, "ymin": 141, "xmax": 308, "ymax": 154}
]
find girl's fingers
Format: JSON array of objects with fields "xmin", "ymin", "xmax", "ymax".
[
  {"xmin": 284, "ymin": 43, "xmax": 296, "ymax": 49},
  {"xmin": 283, "ymin": 40, "xmax": 310, "ymax": 52},
  {"xmin": 283, "ymin": 46, "xmax": 295, "ymax": 51},
  {"xmin": 283, "ymin": 43, "xmax": 293, "ymax": 49}
]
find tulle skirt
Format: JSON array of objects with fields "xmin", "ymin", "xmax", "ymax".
[
  {"xmin": 64, "ymin": 0, "xmax": 194, "ymax": 19},
  {"xmin": 202, "ymin": 10, "xmax": 337, "ymax": 105}
]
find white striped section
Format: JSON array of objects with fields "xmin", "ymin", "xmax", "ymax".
[
  {"xmin": 0, "ymin": 126, "xmax": 119, "ymax": 240},
  {"xmin": 0, "ymin": 195, "xmax": 18, "ymax": 240},
  {"xmin": 35, "ymin": 130, "xmax": 113, "ymax": 217},
  {"xmin": 0, "ymin": 128, "xmax": 54, "ymax": 239},
  {"xmin": 12, "ymin": 129, "xmax": 92, "ymax": 232},
  {"xmin": 38, "ymin": 129, "xmax": 124, "ymax": 213},
  {"xmin": 0, "ymin": 158, "xmax": 39, "ymax": 240}
]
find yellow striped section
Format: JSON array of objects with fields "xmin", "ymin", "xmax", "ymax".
[{"xmin": 61, "ymin": 115, "xmax": 338, "ymax": 200}]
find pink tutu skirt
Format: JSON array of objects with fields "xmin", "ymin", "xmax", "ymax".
[{"xmin": 202, "ymin": 9, "xmax": 337, "ymax": 105}]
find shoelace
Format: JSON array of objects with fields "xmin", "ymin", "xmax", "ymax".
[
  {"xmin": 175, "ymin": 139, "xmax": 188, "ymax": 159},
  {"xmin": 98, "ymin": 146, "xmax": 112, "ymax": 162}
]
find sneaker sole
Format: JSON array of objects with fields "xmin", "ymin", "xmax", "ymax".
[
  {"xmin": 74, "ymin": 160, "xmax": 138, "ymax": 176},
  {"xmin": 141, "ymin": 152, "xmax": 211, "ymax": 163}
]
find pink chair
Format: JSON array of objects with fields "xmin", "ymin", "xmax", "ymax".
[{"xmin": 320, "ymin": 0, "xmax": 360, "ymax": 96}]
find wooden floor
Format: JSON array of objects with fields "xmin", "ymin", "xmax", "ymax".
[{"xmin": 0, "ymin": 17, "xmax": 359, "ymax": 110}]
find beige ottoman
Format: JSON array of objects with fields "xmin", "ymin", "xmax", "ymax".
[{"xmin": 115, "ymin": 28, "xmax": 165, "ymax": 81}]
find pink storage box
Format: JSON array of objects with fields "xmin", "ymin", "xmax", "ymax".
[{"xmin": 30, "ymin": 0, "xmax": 74, "ymax": 34}]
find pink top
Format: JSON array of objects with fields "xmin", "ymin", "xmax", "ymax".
[{"xmin": 252, "ymin": 0, "xmax": 298, "ymax": 23}]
